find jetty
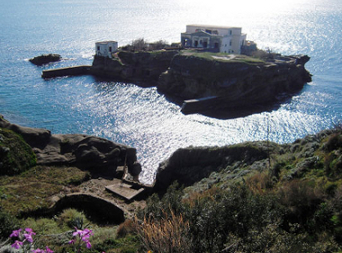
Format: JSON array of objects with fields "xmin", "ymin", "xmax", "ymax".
[{"xmin": 42, "ymin": 65, "xmax": 91, "ymax": 78}]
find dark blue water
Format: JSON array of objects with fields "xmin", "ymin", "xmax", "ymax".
[{"xmin": 1, "ymin": 0, "xmax": 341, "ymax": 183}]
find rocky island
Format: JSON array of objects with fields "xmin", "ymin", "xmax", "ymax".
[
  {"xmin": 41, "ymin": 41, "xmax": 311, "ymax": 117},
  {"xmin": 29, "ymin": 54, "xmax": 61, "ymax": 66}
]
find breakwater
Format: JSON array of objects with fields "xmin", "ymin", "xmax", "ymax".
[{"xmin": 42, "ymin": 65, "xmax": 91, "ymax": 78}]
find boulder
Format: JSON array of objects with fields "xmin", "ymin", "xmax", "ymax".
[
  {"xmin": 0, "ymin": 115, "xmax": 51, "ymax": 149},
  {"xmin": 29, "ymin": 54, "xmax": 61, "ymax": 66},
  {"xmin": 0, "ymin": 115, "xmax": 139, "ymax": 178}
]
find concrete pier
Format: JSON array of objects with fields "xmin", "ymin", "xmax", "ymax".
[
  {"xmin": 181, "ymin": 96, "xmax": 219, "ymax": 114},
  {"xmin": 42, "ymin": 65, "xmax": 91, "ymax": 78}
]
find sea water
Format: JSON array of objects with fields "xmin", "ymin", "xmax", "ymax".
[{"xmin": 0, "ymin": 0, "xmax": 341, "ymax": 184}]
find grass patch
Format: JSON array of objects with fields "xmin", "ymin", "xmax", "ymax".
[
  {"xmin": 0, "ymin": 166, "xmax": 90, "ymax": 216},
  {"xmin": 180, "ymin": 50, "xmax": 265, "ymax": 64}
]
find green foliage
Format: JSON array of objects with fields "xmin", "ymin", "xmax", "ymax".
[
  {"xmin": 140, "ymin": 174, "xmax": 342, "ymax": 252},
  {"xmin": 0, "ymin": 208, "xmax": 21, "ymax": 239},
  {"xmin": 0, "ymin": 128, "xmax": 36, "ymax": 176},
  {"xmin": 56, "ymin": 209, "xmax": 89, "ymax": 230}
]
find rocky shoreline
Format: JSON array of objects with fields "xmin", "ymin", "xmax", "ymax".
[{"xmin": 41, "ymin": 49, "xmax": 311, "ymax": 117}]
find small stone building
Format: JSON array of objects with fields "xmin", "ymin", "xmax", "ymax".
[
  {"xmin": 181, "ymin": 25, "xmax": 247, "ymax": 54},
  {"xmin": 95, "ymin": 41, "xmax": 118, "ymax": 58}
]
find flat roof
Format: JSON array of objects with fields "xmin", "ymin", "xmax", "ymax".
[
  {"xmin": 96, "ymin": 41, "xmax": 118, "ymax": 44},
  {"xmin": 187, "ymin": 24, "xmax": 242, "ymax": 29}
]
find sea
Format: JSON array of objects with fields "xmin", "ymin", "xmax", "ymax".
[{"xmin": 0, "ymin": 0, "xmax": 341, "ymax": 184}]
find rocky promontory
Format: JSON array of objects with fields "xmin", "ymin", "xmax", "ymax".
[
  {"xmin": 42, "ymin": 48, "xmax": 311, "ymax": 116},
  {"xmin": 158, "ymin": 52, "xmax": 311, "ymax": 114},
  {"xmin": 90, "ymin": 50, "xmax": 311, "ymax": 115},
  {"xmin": 0, "ymin": 115, "xmax": 138, "ymax": 178}
]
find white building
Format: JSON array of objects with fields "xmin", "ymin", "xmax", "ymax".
[
  {"xmin": 181, "ymin": 25, "xmax": 247, "ymax": 54},
  {"xmin": 95, "ymin": 41, "xmax": 118, "ymax": 58}
]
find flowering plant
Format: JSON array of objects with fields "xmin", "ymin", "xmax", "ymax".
[
  {"xmin": 69, "ymin": 228, "xmax": 94, "ymax": 252},
  {"xmin": 9, "ymin": 228, "xmax": 53, "ymax": 253}
]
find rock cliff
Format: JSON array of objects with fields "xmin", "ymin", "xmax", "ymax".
[
  {"xmin": 91, "ymin": 50, "xmax": 179, "ymax": 86},
  {"xmin": 90, "ymin": 50, "xmax": 311, "ymax": 116},
  {"xmin": 0, "ymin": 115, "xmax": 137, "ymax": 178},
  {"xmin": 157, "ymin": 53, "xmax": 312, "ymax": 114},
  {"xmin": 153, "ymin": 128, "xmax": 337, "ymax": 193}
]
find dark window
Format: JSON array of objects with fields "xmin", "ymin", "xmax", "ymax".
[
  {"xmin": 214, "ymin": 42, "xmax": 219, "ymax": 48},
  {"xmin": 109, "ymin": 46, "xmax": 112, "ymax": 52},
  {"xmin": 194, "ymin": 40, "xmax": 198, "ymax": 47},
  {"xmin": 97, "ymin": 46, "xmax": 100, "ymax": 51},
  {"xmin": 203, "ymin": 41, "xmax": 208, "ymax": 48}
]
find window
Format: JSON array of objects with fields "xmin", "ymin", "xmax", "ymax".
[
  {"xmin": 109, "ymin": 46, "xmax": 112, "ymax": 52},
  {"xmin": 194, "ymin": 40, "xmax": 198, "ymax": 47},
  {"xmin": 229, "ymin": 40, "xmax": 232, "ymax": 46},
  {"xmin": 97, "ymin": 46, "xmax": 100, "ymax": 51},
  {"xmin": 229, "ymin": 30, "xmax": 232, "ymax": 35}
]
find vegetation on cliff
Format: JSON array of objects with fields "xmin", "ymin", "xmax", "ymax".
[
  {"xmin": 0, "ymin": 128, "xmax": 36, "ymax": 176},
  {"xmin": 2, "ymin": 117, "xmax": 342, "ymax": 252},
  {"xmin": 136, "ymin": 126, "xmax": 342, "ymax": 252}
]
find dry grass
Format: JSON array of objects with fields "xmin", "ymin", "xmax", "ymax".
[
  {"xmin": 135, "ymin": 209, "xmax": 191, "ymax": 253},
  {"xmin": 245, "ymin": 171, "xmax": 274, "ymax": 195},
  {"xmin": 0, "ymin": 166, "xmax": 90, "ymax": 215}
]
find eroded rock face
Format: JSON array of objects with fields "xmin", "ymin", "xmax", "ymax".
[
  {"xmin": 0, "ymin": 115, "xmax": 138, "ymax": 178},
  {"xmin": 91, "ymin": 50, "xmax": 179, "ymax": 86},
  {"xmin": 157, "ymin": 54, "xmax": 312, "ymax": 113},
  {"xmin": 153, "ymin": 142, "xmax": 274, "ymax": 192}
]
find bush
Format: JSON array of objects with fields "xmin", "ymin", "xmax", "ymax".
[
  {"xmin": 116, "ymin": 219, "xmax": 135, "ymax": 239},
  {"xmin": 0, "ymin": 209, "xmax": 20, "ymax": 239},
  {"xmin": 277, "ymin": 179, "xmax": 323, "ymax": 228},
  {"xmin": 56, "ymin": 209, "xmax": 88, "ymax": 229},
  {"xmin": 0, "ymin": 128, "xmax": 36, "ymax": 176}
]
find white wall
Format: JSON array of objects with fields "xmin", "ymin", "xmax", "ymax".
[{"xmin": 95, "ymin": 41, "xmax": 118, "ymax": 58}]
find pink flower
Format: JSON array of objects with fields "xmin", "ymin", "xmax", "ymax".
[
  {"xmin": 10, "ymin": 229, "xmax": 22, "ymax": 238},
  {"xmin": 25, "ymin": 228, "xmax": 35, "ymax": 235},
  {"xmin": 68, "ymin": 239, "xmax": 75, "ymax": 244},
  {"xmin": 11, "ymin": 240, "xmax": 23, "ymax": 249},
  {"xmin": 72, "ymin": 229, "xmax": 83, "ymax": 238},
  {"xmin": 85, "ymin": 240, "xmax": 92, "ymax": 249},
  {"xmin": 24, "ymin": 233, "xmax": 34, "ymax": 243},
  {"xmin": 45, "ymin": 246, "xmax": 54, "ymax": 253},
  {"xmin": 32, "ymin": 248, "xmax": 44, "ymax": 253}
]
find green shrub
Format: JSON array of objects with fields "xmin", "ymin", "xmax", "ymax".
[
  {"xmin": 0, "ymin": 128, "xmax": 36, "ymax": 176},
  {"xmin": 57, "ymin": 209, "xmax": 89, "ymax": 229},
  {"xmin": 0, "ymin": 209, "xmax": 20, "ymax": 239}
]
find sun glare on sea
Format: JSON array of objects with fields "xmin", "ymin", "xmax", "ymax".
[{"xmin": 178, "ymin": 0, "xmax": 309, "ymax": 14}]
